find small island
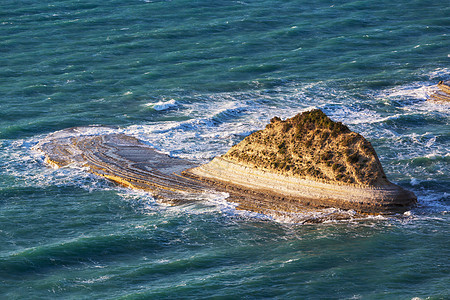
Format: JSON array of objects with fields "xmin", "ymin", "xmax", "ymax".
[
  {"xmin": 183, "ymin": 110, "xmax": 416, "ymax": 214},
  {"xmin": 34, "ymin": 110, "xmax": 416, "ymax": 221}
]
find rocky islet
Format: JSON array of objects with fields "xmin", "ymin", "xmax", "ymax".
[
  {"xmin": 184, "ymin": 109, "xmax": 416, "ymax": 214},
  {"xmin": 35, "ymin": 109, "xmax": 417, "ymax": 220}
]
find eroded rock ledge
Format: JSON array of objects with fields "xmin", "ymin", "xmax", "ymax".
[{"xmin": 34, "ymin": 110, "xmax": 417, "ymax": 220}]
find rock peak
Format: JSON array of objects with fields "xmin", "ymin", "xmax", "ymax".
[{"xmin": 223, "ymin": 109, "xmax": 388, "ymax": 186}]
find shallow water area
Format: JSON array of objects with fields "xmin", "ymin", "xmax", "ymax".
[{"xmin": 1, "ymin": 0, "xmax": 449, "ymax": 298}]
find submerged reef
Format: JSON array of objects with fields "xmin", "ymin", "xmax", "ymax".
[{"xmin": 35, "ymin": 110, "xmax": 417, "ymax": 221}]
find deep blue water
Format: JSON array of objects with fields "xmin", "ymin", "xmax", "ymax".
[{"xmin": 0, "ymin": 0, "xmax": 449, "ymax": 298}]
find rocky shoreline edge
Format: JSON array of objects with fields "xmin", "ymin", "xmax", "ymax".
[
  {"xmin": 429, "ymin": 80, "xmax": 450, "ymax": 102},
  {"xmin": 183, "ymin": 157, "xmax": 416, "ymax": 214}
]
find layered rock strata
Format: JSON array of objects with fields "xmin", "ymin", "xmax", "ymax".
[
  {"xmin": 184, "ymin": 157, "xmax": 415, "ymax": 214},
  {"xmin": 429, "ymin": 81, "xmax": 450, "ymax": 102},
  {"xmin": 35, "ymin": 127, "xmax": 339, "ymax": 222},
  {"xmin": 34, "ymin": 128, "xmax": 207, "ymax": 204}
]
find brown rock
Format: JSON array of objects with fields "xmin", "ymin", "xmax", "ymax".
[
  {"xmin": 429, "ymin": 81, "xmax": 450, "ymax": 102},
  {"xmin": 184, "ymin": 109, "xmax": 417, "ymax": 214},
  {"xmin": 222, "ymin": 109, "xmax": 388, "ymax": 186}
]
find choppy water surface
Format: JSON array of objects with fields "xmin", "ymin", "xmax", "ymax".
[{"xmin": 0, "ymin": 0, "xmax": 449, "ymax": 298}]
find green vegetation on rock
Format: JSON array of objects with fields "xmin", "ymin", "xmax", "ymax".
[{"xmin": 223, "ymin": 109, "xmax": 388, "ymax": 186}]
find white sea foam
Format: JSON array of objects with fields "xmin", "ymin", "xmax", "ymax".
[
  {"xmin": 79, "ymin": 275, "xmax": 111, "ymax": 284},
  {"xmin": 376, "ymin": 69, "xmax": 450, "ymax": 114},
  {"xmin": 144, "ymin": 99, "xmax": 177, "ymax": 111},
  {"xmin": 385, "ymin": 85, "xmax": 433, "ymax": 100},
  {"xmin": 127, "ymin": 96, "xmax": 266, "ymax": 161},
  {"xmin": 428, "ymin": 67, "xmax": 450, "ymax": 80},
  {"xmin": 1, "ymin": 137, "xmax": 113, "ymax": 192}
]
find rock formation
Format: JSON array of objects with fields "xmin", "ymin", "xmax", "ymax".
[
  {"xmin": 183, "ymin": 110, "xmax": 416, "ymax": 214},
  {"xmin": 34, "ymin": 110, "xmax": 417, "ymax": 221},
  {"xmin": 222, "ymin": 109, "xmax": 387, "ymax": 186},
  {"xmin": 429, "ymin": 81, "xmax": 450, "ymax": 102},
  {"xmin": 34, "ymin": 127, "xmax": 209, "ymax": 204}
]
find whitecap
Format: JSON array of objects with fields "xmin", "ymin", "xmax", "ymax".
[
  {"xmin": 428, "ymin": 67, "xmax": 450, "ymax": 80},
  {"xmin": 144, "ymin": 99, "xmax": 177, "ymax": 111},
  {"xmin": 79, "ymin": 275, "xmax": 111, "ymax": 284},
  {"xmin": 384, "ymin": 84, "xmax": 433, "ymax": 100},
  {"xmin": 410, "ymin": 178, "xmax": 421, "ymax": 186}
]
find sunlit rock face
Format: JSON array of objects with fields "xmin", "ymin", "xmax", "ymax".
[
  {"xmin": 185, "ymin": 110, "xmax": 417, "ymax": 214},
  {"xmin": 222, "ymin": 109, "xmax": 388, "ymax": 186}
]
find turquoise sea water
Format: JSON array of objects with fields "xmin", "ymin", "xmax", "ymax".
[{"xmin": 1, "ymin": 0, "xmax": 449, "ymax": 298}]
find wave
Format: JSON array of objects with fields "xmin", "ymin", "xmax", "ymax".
[
  {"xmin": 144, "ymin": 99, "xmax": 178, "ymax": 111},
  {"xmin": 0, "ymin": 232, "xmax": 167, "ymax": 276},
  {"xmin": 383, "ymin": 84, "xmax": 434, "ymax": 101}
]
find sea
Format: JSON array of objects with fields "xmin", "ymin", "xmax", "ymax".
[{"xmin": 0, "ymin": 0, "xmax": 449, "ymax": 299}]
